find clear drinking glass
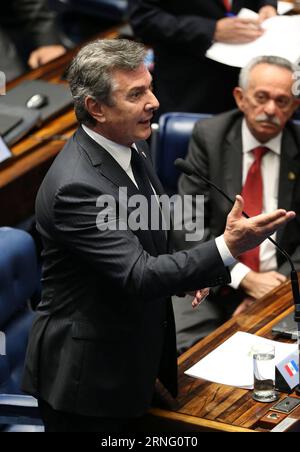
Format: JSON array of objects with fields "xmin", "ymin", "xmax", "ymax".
[{"xmin": 252, "ymin": 343, "xmax": 279, "ymax": 403}]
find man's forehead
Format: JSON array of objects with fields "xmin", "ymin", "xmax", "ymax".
[
  {"xmin": 112, "ymin": 65, "xmax": 152, "ymax": 89},
  {"xmin": 248, "ymin": 65, "xmax": 293, "ymax": 90}
]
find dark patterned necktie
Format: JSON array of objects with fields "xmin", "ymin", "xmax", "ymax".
[{"xmin": 130, "ymin": 148, "xmax": 167, "ymax": 253}]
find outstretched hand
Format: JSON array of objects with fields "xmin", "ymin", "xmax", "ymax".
[{"xmin": 224, "ymin": 195, "xmax": 296, "ymax": 258}]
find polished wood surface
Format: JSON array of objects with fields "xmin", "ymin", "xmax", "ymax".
[
  {"xmin": 0, "ymin": 28, "xmax": 119, "ymax": 226},
  {"xmin": 147, "ymin": 279, "xmax": 300, "ymax": 432}
]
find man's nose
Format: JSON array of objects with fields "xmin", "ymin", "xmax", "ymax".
[
  {"xmin": 146, "ymin": 90, "xmax": 160, "ymax": 111},
  {"xmin": 264, "ymin": 99, "xmax": 277, "ymax": 116}
]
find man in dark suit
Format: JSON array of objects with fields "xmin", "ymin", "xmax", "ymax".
[
  {"xmin": 174, "ymin": 55, "xmax": 300, "ymax": 353},
  {"xmin": 128, "ymin": 0, "xmax": 277, "ymax": 116},
  {"xmin": 0, "ymin": 0, "xmax": 65, "ymax": 82},
  {"xmin": 22, "ymin": 41, "xmax": 295, "ymax": 432}
]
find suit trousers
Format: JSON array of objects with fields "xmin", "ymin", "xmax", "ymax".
[{"xmin": 38, "ymin": 399, "xmax": 144, "ymax": 433}]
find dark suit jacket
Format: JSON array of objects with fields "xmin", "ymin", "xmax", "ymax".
[
  {"xmin": 129, "ymin": 0, "xmax": 277, "ymax": 115},
  {"xmin": 22, "ymin": 127, "xmax": 230, "ymax": 418},
  {"xmin": 0, "ymin": 0, "xmax": 61, "ymax": 81},
  {"xmin": 177, "ymin": 109, "xmax": 300, "ymax": 276}
]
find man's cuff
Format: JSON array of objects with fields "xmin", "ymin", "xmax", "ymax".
[
  {"xmin": 229, "ymin": 263, "xmax": 251, "ymax": 289},
  {"xmin": 215, "ymin": 235, "xmax": 236, "ymax": 267}
]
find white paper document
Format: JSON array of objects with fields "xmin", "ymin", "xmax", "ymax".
[
  {"xmin": 0, "ymin": 136, "xmax": 12, "ymax": 164},
  {"xmin": 278, "ymin": 1, "xmax": 295, "ymax": 15},
  {"xmin": 206, "ymin": 10, "xmax": 300, "ymax": 68},
  {"xmin": 185, "ymin": 331, "xmax": 298, "ymax": 389}
]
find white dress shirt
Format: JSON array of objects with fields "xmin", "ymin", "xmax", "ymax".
[
  {"xmin": 230, "ymin": 119, "xmax": 282, "ymax": 289},
  {"xmin": 82, "ymin": 125, "xmax": 235, "ymax": 268}
]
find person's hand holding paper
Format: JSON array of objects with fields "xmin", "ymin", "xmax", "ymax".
[
  {"xmin": 258, "ymin": 5, "xmax": 278, "ymax": 21},
  {"xmin": 214, "ymin": 17, "xmax": 264, "ymax": 44},
  {"xmin": 207, "ymin": 9, "xmax": 300, "ymax": 68}
]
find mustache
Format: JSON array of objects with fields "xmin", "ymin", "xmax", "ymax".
[{"xmin": 255, "ymin": 114, "xmax": 281, "ymax": 126}]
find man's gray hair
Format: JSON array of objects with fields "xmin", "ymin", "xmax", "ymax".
[
  {"xmin": 239, "ymin": 55, "xmax": 296, "ymax": 91},
  {"xmin": 67, "ymin": 39, "xmax": 147, "ymax": 127}
]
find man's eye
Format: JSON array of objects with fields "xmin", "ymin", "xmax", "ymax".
[
  {"xmin": 130, "ymin": 91, "xmax": 142, "ymax": 99},
  {"xmin": 276, "ymin": 97, "xmax": 290, "ymax": 108},
  {"xmin": 255, "ymin": 93, "xmax": 267, "ymax": 103}
]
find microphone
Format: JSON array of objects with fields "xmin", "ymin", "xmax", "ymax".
[
  {"xmin": 174, "ymin": 157, "xmax": 300, "ymax": 315},
  {"xmin": 176, "ymin": 157, "xmax": 300, "ymax": 395}
]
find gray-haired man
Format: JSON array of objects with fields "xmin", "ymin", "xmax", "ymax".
[{"xmin": 22, "ymin": 42, "xmax": 295, "ymax": 431}]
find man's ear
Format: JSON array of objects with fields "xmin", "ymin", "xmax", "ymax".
[
  {"xmin": 85, "ymin": 96, "xmax": 106, "ymax": 123},
  {"xmin": 233, "ymin": 87, "xmax": 245, "ymax": 111}
]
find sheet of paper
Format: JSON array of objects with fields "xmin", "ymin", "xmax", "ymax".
[
  {"xmin": 206, "ymin": 11, "xmax": 300, "ymax": 67},
  {"xmin": 278, "ymin": 1, "xmax": 295, "ymax": 15},
  {"xmin": 0, "ymin": 136, "xmax": 12, "ymax": 163},
  {"xmin": 185, "ymin": 331, "xmax": 298, "ymax": 389}
]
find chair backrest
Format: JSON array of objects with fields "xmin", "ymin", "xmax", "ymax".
[
  {"xmin": 49, "ymin": 0, "xmax": 128, "ymax": 21},
  {"xmin": 154, "ymin": 112, "xmax": 212, "ymax": 194},
  {"xmin": 0, "ymin": 227, "xmax": 39, "ymax": 394}
]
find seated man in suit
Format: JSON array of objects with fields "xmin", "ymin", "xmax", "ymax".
[
  {"xmin": 174, "ymin": 55, "xmax": 300, "ymax": 354},
  {"xmin": 0, "ymin": 0, "xmax": 65, "ymax": 82}
]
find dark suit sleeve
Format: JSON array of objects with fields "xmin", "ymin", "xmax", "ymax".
[
  {"xmin": 279, "ymin": 245, "xmax": 300, "ymax": 276},
  {"xmin": 278, "ymin": 216, "xmax": 300, "ymax": 276},
  {"xmin": 128, "ymin": 0, "xmax": 217, "ymax": 54},
  {"xmin": 257, "ymin": 0, "xmax": 277, "ymax": 8},
  {"xmin": 129, "ymin": 1, "xmax": 278, "ymax": 56},
  {"xmin": 11, "ymin": 0, "xmax": 61, "ymax": 47},
  {"xmin": 52, "ymin": 181, "xmax": 230, "ymax": 301}
]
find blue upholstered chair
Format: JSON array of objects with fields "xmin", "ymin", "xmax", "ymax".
[
  {"xmin": 153, "ymin": 112, "xmax": 212, "ymax": 194},
  {"xmin": 50, "ymin": 0, "xmax": 128, "ymax": 22},
  {"xmin": 0, "ymin": 227, "xmax": 43, "ymax": 430},
  {"xmin": 49, "ymin": 0, "xmax": 128, "ymax": 46}
]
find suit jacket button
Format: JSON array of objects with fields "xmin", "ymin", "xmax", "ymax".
[{"xmin": 163, "ymin": 320, "xmax": 168, "ymax": 328}]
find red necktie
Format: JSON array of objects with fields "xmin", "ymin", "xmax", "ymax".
[
  {"xmin": 239, "ymin": 146, "xmax": 269, "ymax": 272},
  {"xmin": 223, "ymin": 0, "xmax": 231, "ymax": 12}
]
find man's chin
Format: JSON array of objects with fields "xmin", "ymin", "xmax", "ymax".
[
  {"xmin": 255, "ymin": 123, "xmax": 280, "ymax": 140},
  {"xmin": 137, "ymin": 128, "xmax": 152, "ymax": 141}
]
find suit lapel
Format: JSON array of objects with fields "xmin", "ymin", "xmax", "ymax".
[
  {"xmin": 223, "ymin": 117, "xmax": 243, "ymax": 201},
  {"xmin": 277, "ymin": 126, "xmax": 299, "ymax": 244},
  {"xmin": 76, "ymin": 128, "xmax": 167, "ymax": 255}
]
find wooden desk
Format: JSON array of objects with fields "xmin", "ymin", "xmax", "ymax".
[
  {"xmin": 0, "ymin": 28, "xmax": 119, "ymax": 226},
  {"xmin": 145, "ymin": 279, "xmax": 300, "ymax": 432}
]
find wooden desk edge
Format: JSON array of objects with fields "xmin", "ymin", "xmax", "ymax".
[{"xmin": 148, "ymin": 408, "xmax": 256, "ymax": 433}]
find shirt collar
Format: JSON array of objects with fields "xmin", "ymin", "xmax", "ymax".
[
  {"xmin": 242, "ymin": 119, "xmax": 282, "ymax": 156},
  {"xmin": 82, "ymin": 125, "xmax": 136, "ymax": 172}
]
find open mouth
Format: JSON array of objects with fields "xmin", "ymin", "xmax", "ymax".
[{"xmin": 139, "ymin": 118, "xmax": 152, "ymax": 125}]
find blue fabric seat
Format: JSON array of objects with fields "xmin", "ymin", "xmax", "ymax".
[
  {"xmin": 153, "ymin": 112, "xmax": 212, "ymax": 194},
  {"xmin": 0, "ymin": 227, "xmax": 42, "ymax": 429},
  {"xmin": 50, "ymin": 0, "xmax": 128, "ymax": 22}
]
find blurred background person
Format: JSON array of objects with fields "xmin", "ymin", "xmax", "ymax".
[
  {"xmin": 128, "ymin": 0, "xmax": 277, "ymax": 117},
  {"xmin": 0, "ymin": 0, "xmax": 66, "ymax": 82}
]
